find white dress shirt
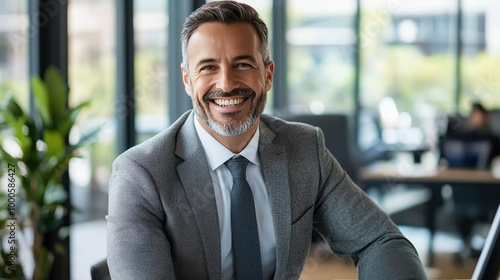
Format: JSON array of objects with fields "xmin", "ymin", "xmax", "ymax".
[{"xmin": 194, "ymin": 117, "xmax": 277, "ymax": 280}]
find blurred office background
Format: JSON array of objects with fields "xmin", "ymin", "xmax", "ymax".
[{"xmin": 1, "ymin": 0, "xmax": 499, "ymax": 279}]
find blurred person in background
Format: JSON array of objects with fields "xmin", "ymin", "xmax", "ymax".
[{"xmin": 465, "ymin": 102, "xmax": 491, "ymax": 134}]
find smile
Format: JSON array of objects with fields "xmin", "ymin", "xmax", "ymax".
[{"xmin": 213, "ymin": 98, "xmax": 245, "ymax": 107}]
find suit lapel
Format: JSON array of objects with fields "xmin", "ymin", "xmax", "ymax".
[
  {"xmin": 259, "ymin": 122, "xmax": 291, "ymax": 280},
  {"xmin": 176, "ymin": 112, "xmax": 221, "ymax": 280}
]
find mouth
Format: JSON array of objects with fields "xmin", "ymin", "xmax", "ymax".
[
  {"xmin": 204, "ymin": 89, "xmax": 255, "ymax": 112},
  {"xmin": 212, "ymin": 97, "xmax": 246, "ymax": 107}
]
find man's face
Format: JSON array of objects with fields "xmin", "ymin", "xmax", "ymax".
[{"xmin": 182, "ymin": 22, "xmax": 274, "ymax": 137}]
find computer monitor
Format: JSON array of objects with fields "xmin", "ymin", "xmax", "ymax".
[{"xmin": 471, "ymin": 204, "xmax": 500, "ymax": 280}]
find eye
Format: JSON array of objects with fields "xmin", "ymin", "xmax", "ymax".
[
  {"xmin": 200, "ymin": 65, "xmax": 216, "ymax": 72},
  {"xmin": 235, "ymin": 63, "xmax": 252, "ymax": 69}
]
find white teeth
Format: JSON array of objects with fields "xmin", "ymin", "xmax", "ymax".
[{"xmin": 214, "ymin": 98, "xmax": 244, "ymax": 107}]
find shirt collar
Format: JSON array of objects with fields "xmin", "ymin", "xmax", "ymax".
[{"xmin": 194, "ymin": 116, "xmax": 261, "ymax": 171}]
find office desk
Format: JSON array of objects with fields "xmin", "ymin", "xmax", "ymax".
[{"xmin": 358, "ymin": 163, "xmax": 500, "ymax": 265}]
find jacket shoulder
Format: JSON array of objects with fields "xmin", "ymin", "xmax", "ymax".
[
  {"xmin": 261, "ymin": 114, "xmax": 319, "ymax": 137},
  {"xmin": 115, "ymin": 111, "xmax": 192, "ymax": 168}
]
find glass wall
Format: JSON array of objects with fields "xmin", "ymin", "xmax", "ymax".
[
  {"xmin": 0, "ymin": 1, "xmax": 29, "ymax": 111},
  {"xmin": 244, "ymin": 0, "xmax": 272, "ymax": 37},
  {"xmin": 460, "ymin": 0, "xmax": 500, "ymax": 113},
  {"xmin": 359, "ymin": 0, "xmax": 458, "ymax": 148},
  {"xmin": 68, "ymin": 0, "xmax": 116, "ymax": 221},
  {"xmin": 134, "ymin": 0, "xmax": 169, "ymax": 143},
  {"xmin": 286, "ymin": 0, "xmax": 357, "ymax": 114},
  {"xmin": 360, "ymin": 0, "xmax": 457, "ymax": 122}
]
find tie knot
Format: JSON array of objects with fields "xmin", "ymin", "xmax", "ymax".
[{"xmin": 225, "ymin": 156, "xmax": 249, "ymax": 179}]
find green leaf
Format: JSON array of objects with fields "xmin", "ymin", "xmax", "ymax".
[
  {"xmin": 0, "ymin": 94, "xmax": 28, "ymax": 133},
  {"xmin": 36, "ymin": 245, "xmax": 54, "ymax": 280},
  {"xmin": 32, "ymin": 76, "xmax": 52, "ymax": 127},
  {"xmin": 43, "ymin": 183, "xmax": 67, "ymax": 205},
  {"xmin": 0, "ymin": 93, "xmax": 25, "ymax": 119},
  {"xmin": 72, "ymin": 125, "xmax": 102, "ymax": 150},
  {"xmin": 43, "ymin": 130, "xmax": 65, "ymax": 159},
  {"xmin": 0, "ymin": 110, "xmax": 18, "ymax": 131},
  {"xmin": 12, "ymin": 116, "xmax": 31, "ymax": 157},
  {"xmin": 57, "ymin": 100, "xmax": 91, "ymax": 137},
  {"xmin": 0, "ymin": 148, "xmax": 18, "ymax": 166},
  {"xmin": 44, "ymin": 66, "xmax": 67, "ymax": 126}
]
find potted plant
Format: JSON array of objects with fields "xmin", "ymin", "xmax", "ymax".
[{"xmin": 0, "ymin": 66, "xmax": 99, "ymax": 279}]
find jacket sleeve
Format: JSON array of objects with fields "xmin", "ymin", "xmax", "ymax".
[
  {"xmin": 312, "ymin": 127, "xmax": 427, "ymax": 280},
  {"xmin": 106, "ymin": 154, "xmax": 176, "ymax": 280}
]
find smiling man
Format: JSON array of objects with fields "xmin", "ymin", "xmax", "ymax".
[
  {"xmin": 181, "ymin": 21, "xmax": 272, "ymax": 151},
  {"xmin": 106, "ymin": 1, "xmax": 427, "ymax": 279}
]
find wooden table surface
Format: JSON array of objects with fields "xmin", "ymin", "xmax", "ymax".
[{"xmin": 359, "ymin": 162, "xmax": 500, "ymax": 185}]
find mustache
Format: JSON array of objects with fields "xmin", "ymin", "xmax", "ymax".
[{"xmin": 204, "ymin": 88, "xmax": 255, "ymax": 102}]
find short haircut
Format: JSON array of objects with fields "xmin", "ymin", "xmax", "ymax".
[{"xmin": 180, "ymin": 1, "xmax": 271, "ymax": 70}]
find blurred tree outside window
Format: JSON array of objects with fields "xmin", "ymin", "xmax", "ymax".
[
  {"xmin": 360, "ymin": 0, "xmax": 457, "ymax": 122},
  {"xmin": 286, "ymin": 0, "xmax": 357, "ymax": 114},
  {"xmin": 460, "ymin": 0, "xmax": 500, "ymax": 113},
  {"xmin": 0, "ymin": 1, "xmax": 29, "ymax": 111},
  {"xmin": 359, "ymin": 0, "xmax": 457, "ymax": 149},
  {"xmin": 68, "ymin": 0, "xmax": 116, "ymax": 222},
  {"xmin": 134, "ymin": 0, "xmax": 168, "ymax": 143}
]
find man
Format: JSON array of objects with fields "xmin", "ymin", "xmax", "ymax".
[{"xmin": 107, "ymin": 1, "xmax": 427, "ymax": 279}]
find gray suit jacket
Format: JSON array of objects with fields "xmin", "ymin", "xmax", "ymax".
[{"xmin": 107, "ymin": 111, "xmax": 426, "ymax": 280}]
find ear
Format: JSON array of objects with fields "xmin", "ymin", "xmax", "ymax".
[
  {"xmin": 181, "ymin": 65, "xmax": 192, "ymax": 95},
  {"xmin": 265, "ymin": 61, "xmax": 275, "ymax": 92}
]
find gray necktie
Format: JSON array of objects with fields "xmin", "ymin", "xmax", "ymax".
[{"xmin": 225, "ymin": 156, "xmax": 263, "ymax": 280}]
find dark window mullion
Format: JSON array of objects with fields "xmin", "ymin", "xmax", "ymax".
[
  {"xmin": 29, "ymin": 1, "xmax": 70, "ymax": 279},
  {"xmin": 454, "ymin": 0, "xmax": 463, "ymax": 112},
  {"xmin": 271, "ymin": 0, "xmax": 288, "ymax": 113},
  {"xmin": 116, "ymin": 0, "xmax": 136, "ymax": 153}
]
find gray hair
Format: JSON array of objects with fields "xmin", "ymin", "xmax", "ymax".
[{"xmin": 180, "ymin": 1, "xmax": 271, "ymax": 70}]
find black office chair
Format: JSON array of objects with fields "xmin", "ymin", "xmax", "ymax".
[
  {"xmin": 286, "ymin": 113, "xmax": 391, "ymax": 182},
  {"xmin": 439, "ymin": 132, "xmax": 500, "ymax": 260},
  {"xmin": 90, "ymin": 259, "xmax": 110, "ymax": 280},
  {"xmin": 489, "ymin": 109, "xmax": 500, "ymax": 137},
  {"xmin": 283, "ymin": 114, "xmax": 358, "ymax": 179}
]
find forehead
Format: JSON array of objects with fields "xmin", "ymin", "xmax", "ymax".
[{"xmin": 187, "ymin": 22, "xmax": 262, "ymax": 61}]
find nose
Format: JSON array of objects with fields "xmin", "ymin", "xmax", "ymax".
[{"xmin": 215, "ymin": 67, "xmax": 239, "ymax": 93}]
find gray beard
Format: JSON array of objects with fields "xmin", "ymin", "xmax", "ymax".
[
  {"xmin": 207, "ymin": 111, "xmax": 257, "ymax": 137},
  {"xmin": 190, "ymin": 87, "xmax": 267, "ymax": 136},
  {"xmin": 193, "ymin": 102, "xmax": 260, "ymax": 137}
]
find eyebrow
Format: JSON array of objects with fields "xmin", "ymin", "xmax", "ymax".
[
  {"xmin": 195, "ymin": 58, "xmax": 217, "ymax": 70},
  {"xmin": 194, "ymin": 55, "xmax": 258, "ymax": 69},
  {"xmin": 233, "ymin": 55, "xmax": 257, "ymax": 64}
]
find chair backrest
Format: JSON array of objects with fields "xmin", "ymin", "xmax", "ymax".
[
  {"xmin": 284, "ymin": 114, "xmax": 358, "ymax": 179},
  {"xmin": 91, "ymin": 259, "xmax": 110, "ymax": 280},
  {"xmin": 471, "ymin": 204, "xmax": 500, "ymax": 280},
  {"xmin": 489, "ymin": 109, "xmax": 500, "ymax": 137},
  {"xmin": 439, "ymin": 133, "xmax": 500, "ymax": 170}
]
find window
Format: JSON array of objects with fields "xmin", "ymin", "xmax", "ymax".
[
  {"xmin": 286, "ymin": 0, "xmax": 357, "ymax": 114},
  {"xmin": 0, "ymin": 1, "xmax": 29, "ymax": 111},
  {"xmin": 360, "ymin": 0, "xmax": 457, "ymax": 122},
  {"xmin": 460, "ymin": 0, "xmax": 500, "ymax": 113},
  {"xmin": 134, "ymin": 0, "xmax": 169, "ymax": 143},
  {"xmin": 68, "ymin": 0, "xmax": 116, "ymax": 222}
]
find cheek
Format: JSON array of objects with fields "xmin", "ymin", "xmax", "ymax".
[{"xmin": 190, "ymin": 82, "xmax": 206, "ymax": 100}]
